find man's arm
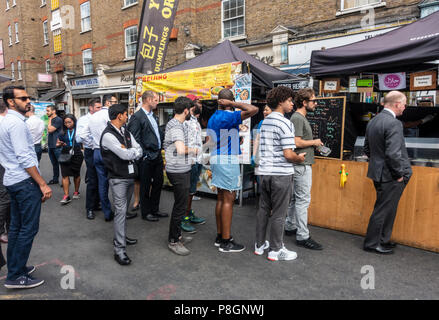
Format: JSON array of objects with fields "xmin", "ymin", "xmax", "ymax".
[
  {"xmin": 218, "ymin": 99, "xmax": 258, "ymax": 120},
  {"xmin": 295, "ymin": 136, "xmax": 323, "ymax": 148},
  {"xmin": 283, "ymin": 149, "xmax": 306, "ymax": 163},
  {"xmin": 384, "ymin": 122, "xmax": 405, "ymax": 180},
  {"xmin": 25, "ymin": 167, "xmax": 52, "ymax": 202},
  {"xmin": 101, "ymin": 133, "xmax": 140, "ymax": 161},
  {"xmin": 47, "ymin": 116, "xmax": 59, "ymax": 133}
]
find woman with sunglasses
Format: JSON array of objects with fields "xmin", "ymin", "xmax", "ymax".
[{"xmin": 58, "ymin": 114, "xmax": 84, "ymax": 205}]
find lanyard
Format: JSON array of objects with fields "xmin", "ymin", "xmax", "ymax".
[{"xmin": 67, "ymin": 129, "xmax": 75, "ymax": 147}]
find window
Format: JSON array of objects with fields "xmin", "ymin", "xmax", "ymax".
[
  {"xmin": 11, "ymin": 62, "xmax": 14, "ymax": 81},
  {"xmin": 341, "ymin": 0, "xmax": 381, "ymax": 10},
  {"xmin": 124, "ymin": 0, "xmax": 138, "ymax": 7},
  {"xmin": 124, "ymin": 26, "xmax": 138, "ymax": 59},
  {"xmin": 82, "ymin": 49, "xmax": 93, "ymax": 75},
  {"xmin": 51, "ymin": 0, "xmax": 59, "ymax": 11},
  {"xmin": 17, "ymin": 60, "xmax": 21, "ymax": 80},
  {"xmin": 222, "ymin": 0, "xmax": 245, "ymax": 39},
  {"xmin": 15, "ymin": 22, "xmax": 19, "ymax": 43},
  {"xmin": 12, "ymin": 0, "xmax": 15, "ymax": 6},
  {"xmin": 80, "ymin": 2, "xmax": 91, "ymax": 32},
  {"xmin": 53, "ymin": 29, "xmax": 62, "ymax": 53},
  {"xmin": 43, "ymin": 20, "xmax": 49, "ymax": 45},
  {"xmin": 45, "ymin": 59, "xmax": 50, "ymax": 73},
  {"xmin": 8, "ymin": 25, "xmax": 12, "ymax": 46},
  {"xmin": 41, "ymin": 0, "xmax": 46, "ymax": 6},
  {"xmin": 6, "ymin": 0, "xmax": 9, "ymax": 10}
]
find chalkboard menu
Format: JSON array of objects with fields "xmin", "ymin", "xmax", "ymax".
[{"xmin": 306, "ymin": 96, "xmax": 346, "ymax": 160}]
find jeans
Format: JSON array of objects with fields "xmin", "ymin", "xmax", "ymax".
[
  {"xmin": 285, "ymin": 165, "xmax": 312, "ymax": 241},
  {"xmin": 5, "ymin": 178, "xmax": 42, "ymax": 281},
  {"xmin": 167, "ymin": 171, "xmax": 190, "ymax": 243},
  {"xmin": 93, "ymin": 149, "xmax": 112, "ymax": 219},
  {"xmin": 34, "ymin": 144, "xmax": 42, "ymax": 164},
  {"xmin": 189, "ymin": 163, "xmax": 203, "ymax": 195},
  {"xmin": 109, "ymin": 178, "xmax": 134, "ymax": 255},
  {"xmin": 48, "ymin": 147, "xmax": 62, "ymax": 182},
  {"xmin": 0, "ymin": 165, "xmax": 10, "ymax": 236},
  {"xmin": 84, "ymin": 148, "xmax": 100, "ymax": 211},
  {"xmin": 256, "ymin": 175, "xmax": 293, "ymax": 251}
]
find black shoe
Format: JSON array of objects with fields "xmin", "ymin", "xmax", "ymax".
[
  {"xmin": 132, "ymin": 204, "xmax": 140, "ymax": 211},
  {"xmin": 48, "ymin": 180, "xmax": 59, "ymax": 185},
  {"xmin": 285, "ymin": 229, "xmax": 297, "ymax": 236},
  {"xmin": 86, "ymin": 210, "xmax": 95, "ymax": 220},
  {"xmin": 381, "ymin": 242, "xmax": 397, "ymax": 249},
  {"xmin": 296, "ymin": 237, "xmax": 323, "ymax": 250},
  {"xmin": 363, "ymin": 245, "xmax": 394, "ymax": 254},
  {"xmin": 126, "ymin": 236, "xmax": 137, "ymax": 245},
  {"xmin": 152, "ymin": 211, "xmax": 169, "ymax": 218},
  {"xmin": 143, "ymin": 214, "xmax": 159, "ymax": 222},
  {"xmin": 126, "ymin": 212, "xmax": 137, "ymax": 220},
  {"xmin": 94, "ymin": 206, "xmax": 102, "ymax": 211},
  {"xmin": 114, "ymin": 253, "xmax": 131, "ymax": 265},
  {"xmin": 219, "ymin": 239, "xmax": 245, "ymax": 253},
  {"xmin": 105, "ymin": 212, "xmax": 114, "ymax": 222}
]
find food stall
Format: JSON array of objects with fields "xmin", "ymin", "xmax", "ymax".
[
  {"xmin": 136, "ymin": 40, "xmax": 297, "ymax": 204},
  {"xmin": 308, "ymin": 11, "xmax": 439, "ymax": 252}
]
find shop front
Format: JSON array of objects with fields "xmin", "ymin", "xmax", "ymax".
[{"xmin": 68, "ymin": 75, "xmax": 100, "ymax": 118}]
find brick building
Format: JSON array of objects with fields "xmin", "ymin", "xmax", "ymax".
[{"xmin": 1, "ymin": 0, "xmax": 436, "ymax": 116}]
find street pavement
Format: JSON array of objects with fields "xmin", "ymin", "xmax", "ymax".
[{"xmin": 0, "ymin": 153, "xmax": 438, "ymax": 300}]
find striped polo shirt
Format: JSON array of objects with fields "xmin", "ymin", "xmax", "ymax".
[
  {"xmin": 255, "ymin": 111, "xmax": 295, "ymax": 176},
  {"xmin": 163, "ymin": 118, "xmax": 191, "ymax": 173}
]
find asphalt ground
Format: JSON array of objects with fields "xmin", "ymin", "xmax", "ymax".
[{"xmin": 0, "ymin": 153, "xmax": 438, "ymax": 301}]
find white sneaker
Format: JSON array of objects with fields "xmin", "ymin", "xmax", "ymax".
[
  {"xmin": 254, "ymin": 240, "xmax": 269, "ymax": 255},
  {"xmin": 192, "ymin": 196, "xmax": 201, "ymax": 201},
  {"xmin": 267, "ymin": 246, "xmax": 297, "ymax": 261}
]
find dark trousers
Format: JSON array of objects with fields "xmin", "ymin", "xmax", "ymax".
[
  {"xmin": 48, "ymin": 147, "xmax": 62, "ymax": 182},
  {"xmin": 364, "ymin": 179, "xmax": 407, "ymax": 249},
  {"xmin": 34, "ymin": 144, "xmax": 42, "ymax": 163},
  {"xmin": 167, "ymin": 171, "xmax": 190, "ymax": 243},
  {"xmin": 93, "ymin": 149, "xmax": 112, "ymax": 218},
  {"xmin": 139, "ymin": 155, "xmax": 164, "ymax": 218},
  {"xmin": 256, "ymin": 175, "xmax": 293, "ymax": 252},
  {"xmin": 84, "ymin": 148, "xmax": 100, "ymax": 211},
  {"xmin": 6, "ymin": 178, "xmax": 42, "ymax": 281},
  {"xmin": 0, "ymin": 164, "xmax": 10, "ymax": 235}
]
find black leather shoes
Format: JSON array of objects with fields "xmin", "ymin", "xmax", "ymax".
[
  {"xmin": 381, "ymin": 242, "xmax": 397, "ymax": 249},
  {"xmin": 152, "ymin": 211, "xmax": 169, "ymax": 218},
  {"xmin": 114, "ymin": 253, "xmax": 131, "ymax": 265},
  {"xmin": 48, "ymin": 180, "xmax": 59, "ymax": 185},
  {"xmin": 143, "ymin": 214, "xmax": 159, "ymax": 222},
  {"xmin": 126, "ymin": 212, "xmax": 138, "ymax": 220},
  {"xmin": 86, "ymin": 210, "xmax": 95, "ymax": 220},
  {"xmin": 126, "ymin": 236, "xmax": 137, "ymax": 245},
  {"xmin": 363, "ymin": 245, "xmax": 394, "ymax": 254},
  {"xmin": 132, "ymin": 204, "xmax": 140, "ymax": 211}
]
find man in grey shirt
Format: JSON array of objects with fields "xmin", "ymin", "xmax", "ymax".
[
  {"xmin": 285, "ymin": 88, "xmax": 324, "ymax": 250},
  {"xmin": 163, "ymin": 97, "xmax": 199, "ymax": 256}
]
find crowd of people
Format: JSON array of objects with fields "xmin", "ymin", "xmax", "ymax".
[{"xmin": 0, "ymin": 84, "xmax": 410, "ymax": 289}]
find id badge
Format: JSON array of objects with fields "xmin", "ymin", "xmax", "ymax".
[{"xmin": 128, "ymin": 164, "xmax": 134, "ymax": 174}]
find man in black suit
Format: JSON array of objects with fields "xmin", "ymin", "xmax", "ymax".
[
  {"xmin": 363, "ymin": 91, "xmax": 412, "ymax": 254},
  {"xmin": 127, "ymin": 91, "xmax": 167, "ymax": 222}
]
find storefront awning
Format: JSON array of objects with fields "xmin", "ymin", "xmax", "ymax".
[
  {"xmin": 92, "ymin": 86, "xmax": 131, "ymax": 95},
  {"xmin": 38, "ymin": 89, "xmax": 65, "ymax": 101},
  {"xmin": 0, "ymin": 74, "xmax": 12, "ymax": 83}
]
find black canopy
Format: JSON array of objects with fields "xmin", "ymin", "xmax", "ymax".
[
  {"xmin": 310, "ymin": 11, "xmax": 439, "ymax": 77},
  {"xmin": 162, "ymin": 40, "xmax": 298, "ymax": 89}
]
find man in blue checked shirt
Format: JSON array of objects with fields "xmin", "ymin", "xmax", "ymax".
[{"xmin": 0, "ymin": 86, "xmax": 52, "ymax": 289}]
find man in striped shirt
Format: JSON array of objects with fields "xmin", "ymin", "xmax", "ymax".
[{"xmin": 255, "ymin": 86, "xmax": 305, "ymax": 261}]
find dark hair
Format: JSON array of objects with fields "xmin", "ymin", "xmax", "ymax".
[
  {"xmin": 46, "ymin": 104, "xmax": 57, "ymax": 111},
  {"xmin": 174, "ymin": 96, "xmax": 193, "ymax": 115},
  {"xmin": 0, "ymin": 100, "xmax": 7, "ymax": 113},
  {"xmin": 2, "ymin": 85, "xmax": 26, "ymax": 106},
  {"xmin": 294, "ymin": 88, "xmax": 315, "ymax": 109},
  {"xmin": 266, "ymin": 86, "xmax": 294, "ymax": 110},
  {"xmin": 108, "ymin": 103, "xmax": 128, "ymax": 120},
  {"xmin": 218, "ymin": 88, "xmax": 234, "ymax": 101},
  {"xmin": 88, "ymin": 98, "xmax": 101, "ymax": 108},
  {"xmin": 103, "ymin": 94, "xmax": 116, "ymax": 106},
  {"xmin": 63, "ymin": 114, "xmax": 77, "ymax": 130}
]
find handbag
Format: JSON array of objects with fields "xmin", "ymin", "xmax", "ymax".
[{"xmin": 58, "ymin": 129, "xmax": 75, "ymax": 164}]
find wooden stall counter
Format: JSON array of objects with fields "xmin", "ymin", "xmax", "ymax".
[{"xmin": 309, "ymin": 159, "xmax": 439, "ymax": 253}]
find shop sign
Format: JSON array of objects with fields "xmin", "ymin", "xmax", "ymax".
[
  {"xmin": 410, "ymin": 71, "xmax": 437, "ymax": 91},
  {"xmin": 322, "ymin": 78, "xmax": 340, "ymax": 93},
  {"xmin": 70, "ymin": 77, "xmax": 99, "ymax": 89},
  {"xmin": 38, "ymin": 73, "xmax": 53, "ymax": 83},
  {"xmin": 378, "ymin": 72, "xmax": 406, "ymax": 91}
]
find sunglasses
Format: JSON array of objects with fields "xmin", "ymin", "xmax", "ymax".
[{"xmin": 14, "ymin": 96, "xmax": 32, "ymax": 102}]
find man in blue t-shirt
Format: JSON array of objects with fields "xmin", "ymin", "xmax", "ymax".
[
  {"xmin": 46, "ymin": 105, "xmax": 63, "ymax": 185},
  {"xmin": 207, "ymin": 89, "xmax": 258, "ymax": 253}
]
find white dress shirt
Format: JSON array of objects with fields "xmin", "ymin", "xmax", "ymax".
[
  {"xmin": 86, "ymin": 107, "xmax": 109, "ymax": 149},
  {"xmin": 76, "ymin": 112, "xmax": 93, "ymax": 149},
  {"xmin": 26, "ymin": 115, "xmax": 46, "ymax": 145},
  {"xmin": 101, "ymin": 124, "xmax": 143, "ymax": 161}
]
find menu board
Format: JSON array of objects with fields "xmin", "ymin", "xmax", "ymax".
[{"xmin": 306, "ymin": 97, "xmax": 346, "ymax": 160}]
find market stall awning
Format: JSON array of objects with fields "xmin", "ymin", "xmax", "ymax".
[
  {"xmin": 310, "ymin": 11, "xmax": 439, "ymax": 77},
  {"xmin": 38, "ymin": 88, "xmax": 65, "ymax": 101},
  {"xmin": 160, "ymin": 40, "xmax": 298, "ymax": 88}
]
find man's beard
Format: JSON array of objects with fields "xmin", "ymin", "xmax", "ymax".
[{"xmin": 185, "ymin": 112, "xmax": 191, "ymax": 121}]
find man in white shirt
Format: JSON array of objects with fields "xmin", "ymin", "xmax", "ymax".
[
  {"xmin": 76, "ymin": 98, "xmax": 102, "ymax": 220},
  {"xmin": 25, "ymin": 105, "xmax": 45, "ymax": 164},
  {"xmin": 85, "ymin": 94, "xmax": 117, "ymax": 221}
]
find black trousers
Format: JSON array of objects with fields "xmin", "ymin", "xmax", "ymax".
[
  {"xmin": 84, "ymin": 148, "xmax": 100, "ymax": 211},
  {"xmin": 0, "ymin": 243, "xmax": 5, "ymax": 270},
  {"xmin": 140, "ymin": 155, "xmax": 164, "ymax": 218},
  {"xmin": 364, "ymin": 179, "xmax": 407, "ymax": 249},
  {"xmin": 166, "ymin": 171, "xmax": 190, "ymax": 243}
]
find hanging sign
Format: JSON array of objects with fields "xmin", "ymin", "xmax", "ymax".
[
  {"xmin": 410, "ymin": 71, "xmax": 437, "ymax": 91},
  {"xmin": 378, "ymin": 72, "xmax": 406, "ymax": 91}
]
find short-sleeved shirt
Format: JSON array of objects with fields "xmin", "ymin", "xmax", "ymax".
[
  {"xmin": 163, "ymin": 118, "xmax": 191, "ymax": 173},
  {"xmin": 207, "ymin": 110, "xmax": 242, "ymax": 156},
  {"xmin": 290, "ymin": 112, "xmax": 314, "ymax": 165},
  {"xmin": 48, "ymin": 116, "xmax": 63, "ymax": 148},
  {"xmin": 255, "ymin": 112, "xmax": 295, "ymax": 176}
]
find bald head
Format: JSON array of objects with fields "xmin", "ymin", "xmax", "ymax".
[{"xmin": 384, "ymin": 91, "xmax": 407, "ymax": 117}]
